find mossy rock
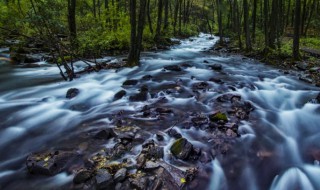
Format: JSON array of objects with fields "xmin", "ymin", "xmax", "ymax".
[
  {"xmin": 170, "ymin": 138, "xmax": 193, "ymax": 160},
  {"xmin": 210, "ymin": 112, "xmax": 228, "ymax": 123}
]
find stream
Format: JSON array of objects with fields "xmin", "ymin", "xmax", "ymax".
[{"xmin": 0, "ymin": 34, "xmax": 320, "ymax": 190}]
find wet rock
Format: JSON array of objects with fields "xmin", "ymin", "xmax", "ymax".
[
  {"xmin": 136, "ymin": 154, "xmax": 147, "ymax": 169},
  {"xmin": 112, "ymin": 143, "xmax": 127, "ymax": 158},
  {"xmin": 114, "ymin": 90, "xmax": 126, "ymax": 100},
  {"xmin": 26, "ymin": 151, "xmax": 74, "ymax": 176},
  {"xmin": 118, "ymin": 132, "xmax": 135, "ymax": 145},
  {"xmin": 129, "ymin": 85, "xmax": 149, "ymax": 102},
  {"xmin": 156, "ymin": 133, "xmax": 165, "ymax": 141},
  {"xmin": 309, "ymin": 67, "xmax": 320, "ymax": 73},
  {"xmin": 185, "ymin": 167, "xmax": 198, "ymax": 182},
  {"xmin": 24, "ymin": 54, "xmax": 41, "ymax": 63},
  {"xmin": 129, "ymin": 92, "xmax": 148, "ymax": 102},
  {"xmin": 209, "ymin": 64, "xmax": 222, "ymax": 71},
  {"xmin": 155, "ymin": 107, "xmax": 172, "ymax": 115},
  {"xmin": 122, "ymin": 80, "xmax": 138, "ymax": 86},
  {"xmin": 203, "ymin": 60, "xmax": 209, "ymax": 63},
  {"xmin": 114, "ymin": 168, "xmax": 127, "ymax": 182},
  {"xmin": 200, "ymin": 151, "xmax": 212, "ymax": 163},
  {"xmin": 141, "ymin": 75, "xmax": 152, "ymax": 80},
  {"xmin": 164, "ymin": 65, "xmax": 182, "ymax": 72},
  {"xmin": 148, "ymin": 146, "xmax": 164, "ymax": 160},
  {"xmin": 209, "ymin": 77, "xmax": 223, "ymax": 84},
  {"xmin": 73, "ymin": 169, "xmax": 92, "ymax": 184},
  {"xmin": 144, "ymin": 161, "xmax": 160, "ymax": 171},
  {"xmin": 216, "ymin": 94, "xmax": 239, "ymax": 102},
  {"xmin": 11, "ymin": 52, "xmax": 41, "ymax": 64},
  {"xmin": 295, "ymin": 62, "xmax": 308, "ymax": 71},
  {"xmin": 66, "ymin": 88, "xmax": 80, "ymax": 99},
  {"xmin": 308, "ymin": 93, "xmax": 320, "ymax": 104},
  {"xmin": 299, "ymin": 76, "xmax": 313, "ymax": 83},
  {"xmin": 191, "ymin": 115, "xmax": 209, "ymax": 126},
  {"xmin": 170, "ymin": 138, "xmax": 193, "ymax": 160},
  {"xmin": 181, "ymin": 63, "xmax": 192, "ymax": 68},
  {"xmin": 95, "ymin": 169, "xmax": 113, "ymax": 189},
  {"xmin": 130, "ymin": 176, "xmax": 149, "ymax": 190},
  {"xmin": 192, "ymin": 82, "xmax": 209, "ymax": 90},
  {"xmin": 152, "ymin": 167, "xmax": 180, "ymax": 190},
  {"xmin": 94, "ymin": 128, "xmax": 116, "ymax": 140},
  {"xmin": 234, "ymin": 108, "xmax": 248, "ymax": 119},
  {"xmin": 226, "ymin": 129, "xmax": 238, "ymax": 138},
  {"xmin": 168, "ymin": 128, "xmax": 182, "ymax": 139},
  {"xmin": 21, "ymin": 63, "xmax": 41, "ymax": 68},
  {"xmin": 139, "ymin": 85, "xmax": 149, "ymax": 92},
  {"xmin": 209, "ymin": 112, "xmax": 228, "ymax": 123}
]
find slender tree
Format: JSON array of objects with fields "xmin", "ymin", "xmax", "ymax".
[
  {"xmin": 252, "ymin": 0, "xmax": 257, "ymax": 42},
  {"xmin": 154, "ymin": 0, "xmax": 163, "ymax": 42},
  {"xmin": 243, "ymin": 0, "xmax": 252, "ymax": 50},
  {"xmin": 216, "ymin": 0, "xmax": 223, "ymax": 45},
  {"xmin": 68, "ymin": 0, "xmax": 77, "ymax": 39},
  {"xmin": 127, "ymin": 0, "xmax": 147, "ymax": 66},
  {"xmin": 293, "ymin": 0, "xmax": 301, "ymax": 60}
]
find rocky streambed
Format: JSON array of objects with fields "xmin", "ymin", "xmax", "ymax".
[{"xmin": 0, "ymin": 34, "xmax": 320, "ymax": 190}]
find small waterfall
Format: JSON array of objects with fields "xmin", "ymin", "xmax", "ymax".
[
  {"xmin": 209, "ymin": 160, "xmax": 228, "ymax": 190},
  {"xmin": 270, "ymin": 168, "xmax": 314, "ymax": 190}
]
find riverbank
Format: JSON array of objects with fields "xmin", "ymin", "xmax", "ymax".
[{"xmin": 210, "ymin": 40, "xmax": 320, "ymax": 87}]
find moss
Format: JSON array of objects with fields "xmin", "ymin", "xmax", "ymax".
[
  {"xmin": 105, "ymin": 163, "xmax": 127, "ymax": 174},
  {"xmin": 170, "ymin": 138, "xmax": 186, "ymax": 156},
  {"xmin": 57, "ymin": 55, "xmax": 72, "ymax": 63},
  {"xmin": 210, "ymin": 112, "xmax": 228, "ymax": 122}
]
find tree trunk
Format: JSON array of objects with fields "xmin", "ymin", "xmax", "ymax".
[
  {"xmin": 163, "ymin": 0, "xmax": 169, "ymax": 31},
  {"xmin": 127, "ymin": 0, "xmax": 147, "ymax": 66},
  {"xmin": 173, "ymin": 0, "xmax": 179, "ymax": 35},
  {"xmin": 216, "ymin": 0, "xmax": 223, "ymax": 45},
  {"xmin": 286, "ymin": 0, "xmax": 291, "ymax": 27},
  {"xmin": 147, "ymin": 0, "xmax": 153, "ymax": 33},
  {"xmin": 300, "ymin": 0, "xmax": 307, "ymax": 34},
  {"xmin": 252, "ymin": 0, "xmax": 257, "ymax": 42},
  {"xmin": 179, "ymin": 0, "xmax": 182, "ymax": 34},
  {"xmin": 105, "ymin": 0, "xmax": 109, "ymax": 9},
  {"xmin": 304, "ymin": 0, "xmax": 316, "ymax": 36},
  {"xmin": 293, "ymin": 0, "xmax": 301, "ymax": 60},
  {"xmin": 268, "ymin": 0, "xmax": 279, "ymax": 49},
  {"xmin": 243, "ymin": 0, "xmax": 252, "ymax": 50},
  {"xmin": 128, "ymin": 0, "xmax": 138, "ymax": 66},
  {"xmin": 93, "ymin": 0, "xmax": 96, "ymax": 18},
  {"xmin": 68, "ymin": 0, "xmax": 77, "ymax": 39},
  {"xmin": 155, "ymin": 0, "xmax": 163, "ymax": 42}
]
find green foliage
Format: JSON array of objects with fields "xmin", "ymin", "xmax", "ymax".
[{"xmin": 301, "ymin": 38, "xmax": 320, "ymax": 50}]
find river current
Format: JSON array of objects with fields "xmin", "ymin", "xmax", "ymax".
[{"xmin": 0, "ymin": 34, "xmax": 319, "ymax": 190}]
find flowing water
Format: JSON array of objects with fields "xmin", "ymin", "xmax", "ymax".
[{"xmin": 0, "ymin": 34, "xmax": 320, "ymax": 190}]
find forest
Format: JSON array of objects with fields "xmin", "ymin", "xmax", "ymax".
[{"xmin": 0, "ymin": 0, "xmax": 320, "ymax": 190}]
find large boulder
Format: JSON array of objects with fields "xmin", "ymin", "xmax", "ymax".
[
  {"xmin": 66, "ymin": 88, "xmax": 80, "ymax": 99},
  {"xmin": 114, "ymin": 90, "xmax": 126, "ymax": 100},
  {"xmin": 26, "ymin": 150, "xmax": 75, "ymax": 176},
  {"xmin": 209, "ymin": 64, "xmax": 222, "ymax": 71},
  {"xmin": 170, "ymin": 138, "xmax": 193, "ymax": 160},
  {"xmin": 164, "ymin": 65, "xmax": 182, "ymax": 72},
  {"xmin": 94, "ymin": 128, "xmax": 116, "ymax": 140},
  {"xmin": 122, "ymin": 80, "xmax": 138, "ymax": 86},
  {"xmin": 95, "ymin": 169, "xmax": 113, "ymax": 189},
  {"xmin": 73, "ymin": 169, "xmax": 93, "ymax": 184}
]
